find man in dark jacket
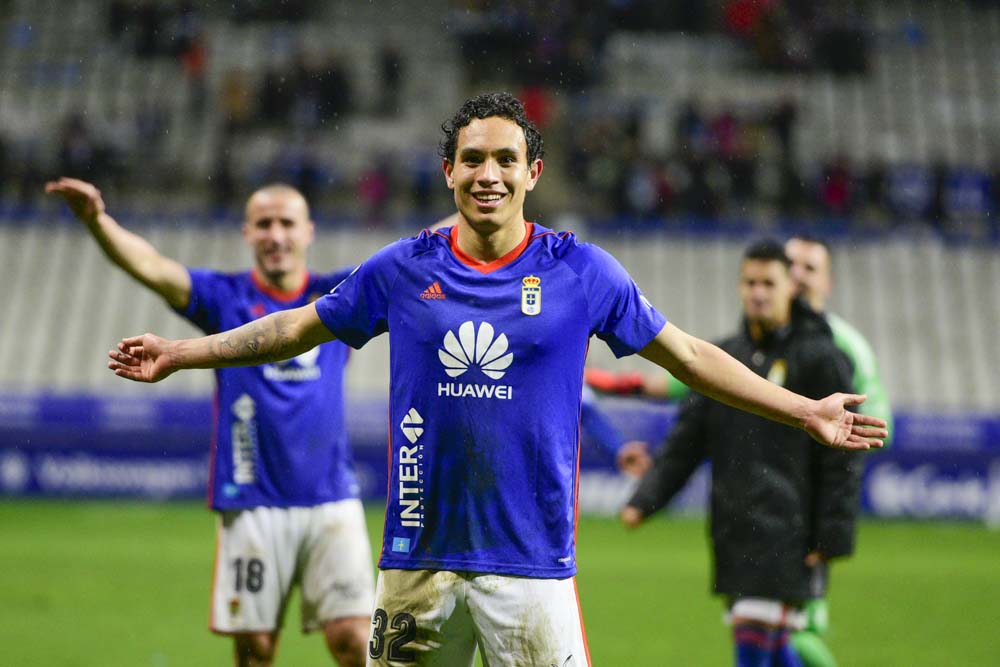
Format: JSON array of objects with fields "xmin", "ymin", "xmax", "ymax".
[{"xmin": 621, "ymin": 239, "xmax": 864, "ymax": 667}]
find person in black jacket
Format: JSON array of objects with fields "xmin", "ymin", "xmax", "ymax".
[{"xmin": 621, "ymin": 239, "xmax": 864, "ymax": 667}]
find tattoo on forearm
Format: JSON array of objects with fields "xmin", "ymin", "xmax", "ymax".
[{"xmin": 212, "ymin": 312, "xmax": 299, "ymax": 364}]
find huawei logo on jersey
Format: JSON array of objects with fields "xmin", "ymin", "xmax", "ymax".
[
  {"xmin": 438, "ymin": 321, "xmax": 514, "ymax": 379},
  {"xmin": 437, "ymin": 322, "xmax": 515, "ymax": 399}
]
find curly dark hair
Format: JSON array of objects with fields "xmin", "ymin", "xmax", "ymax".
[{"xmin": 438, "ymin": 92, "xmax": 545, "ymax": 164}]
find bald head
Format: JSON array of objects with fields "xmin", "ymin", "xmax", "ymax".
[
  {"xmin": 245, "ymin": 184, "xmax": 310, "ymax": 222},
  {"xmin": 785, "ymin": 236, "xmax": 832, "ymax": 311},
  {"xmin": 242, "ymin": 183, "xmax": 315, "ymax": 290}
]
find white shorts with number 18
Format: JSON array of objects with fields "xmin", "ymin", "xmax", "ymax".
[{"xmin": 210, "ymin": 499, "xmax": 375, "ymax": 634}]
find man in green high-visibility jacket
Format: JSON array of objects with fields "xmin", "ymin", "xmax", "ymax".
[{"xmin": 784, "ymin": 234, "xmax": 893, "ymax": 667}]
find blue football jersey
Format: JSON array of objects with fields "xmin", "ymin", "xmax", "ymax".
[
  {"xmin": 315, "ymin": 224, "xmax": 666, "ymax": 578},
  {"xmin": 178, "ymin": 268, "xmax": 359, "ymax": 511}
]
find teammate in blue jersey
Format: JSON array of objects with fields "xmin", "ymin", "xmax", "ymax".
[
  {"xmin": 104, "ymin": 93, "xmax": 886, "ymax": 666},
  {"xmin": 46, "ymin": 178, "xmax": 373, "ymax": 667}
]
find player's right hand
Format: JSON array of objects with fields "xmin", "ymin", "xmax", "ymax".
[
  {"xmin": 108, "ymin": 334, "xmax": 175, "ymax": 383},
  {"xmin": 44, "ymin": 177, "xmax": 106, "ymax": 225}
]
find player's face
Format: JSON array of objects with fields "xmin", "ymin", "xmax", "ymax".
[
  {"xmin": 740, "ymin": 259, "xmax": 795, "ymax": 331},
  {"xmin": 785, "ymin": 239, "xmax": 831, "ymax": 311},
  {"xmin": 242, "ymin": 191, "xmax": 314, "ymax": 281},
  {"xmin": 443, "ymin": 116, "xmax": 542, "ymax": 232}
]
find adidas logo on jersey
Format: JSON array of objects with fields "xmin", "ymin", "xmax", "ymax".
[{"xmin": 420, "ymin": 281, "xmax": 446, "ymax": 300}]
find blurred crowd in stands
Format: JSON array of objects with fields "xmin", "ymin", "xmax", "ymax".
[
  {"xmin": 0, "ymin": 0, "xmax": 997, "ymax": 238},
  {"xmin": 451, "ymin": 0, "xmax": 874, "ymax": 84},
  {"xmin": 563, "ymin": 97, "xmax": 999, "ymax": 232}
]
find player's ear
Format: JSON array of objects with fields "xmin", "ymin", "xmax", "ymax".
[
  {"xmin": 525, "ymin": 158, "xmax": 543, "ymax": 192},
  {"xmin": 442, "ymin": 159, "xmax": 456, "ymax": 190},
  {"xmin": 442, "ymin": 159, "xmax": 456, "ymax": 189}
]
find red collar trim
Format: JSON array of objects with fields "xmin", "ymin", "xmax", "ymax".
[
  {"xmin": 250, "ymin": 269, "xmax": 310, "ymax": 303},
  {"xmin": 449, "ymin": 222, "xmax": 535, "ymax": 274}
]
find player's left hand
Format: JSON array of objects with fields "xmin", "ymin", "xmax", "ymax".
[
  {"xmin": 805, "ymin": 393, "xmax": 887, "ymax": 450},
  {"xmin": 616, "ymin": 441, "xmax": 653, "ymax": 478},
  {"xmin": 620, "ymin": 505, "xmax": 645, "ymax": 528},
  {"xmin": 108, "ymin": 333, "xmax": 176, "ymax": 383}
]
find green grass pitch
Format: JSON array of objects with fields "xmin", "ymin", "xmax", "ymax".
[{"xmin": 1, "ymin": 500, "xmax": 998, "ymax": 666}]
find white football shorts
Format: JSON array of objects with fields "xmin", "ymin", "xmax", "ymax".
[
  {"xmin": 210, "ymin": 499, "xmax": 375, "ymax": 634},
  {"xmin": 366, "ymin": 568, "xmax": 591, "ymax": 666},
  {"xmin": 726, "ymin": 597, "xmax": 807, "ymax": 631}
]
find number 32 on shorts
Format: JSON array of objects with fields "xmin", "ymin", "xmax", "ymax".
[{"xmin": 368, "ymin": 608, "xmax": 417, "ymax": 662}]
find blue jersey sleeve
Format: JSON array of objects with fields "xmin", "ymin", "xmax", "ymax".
[
  {"xmin": 316, "ymin": 266, "xmax": 357, "ymax": 292},
  {"xmin": 176, "ymin": 268, "xmax": 228, "ymax": 334},
  {"xmin": 570, "ymin": 242, "xmax": 667, "ymax": 358},
  {"xmin": 314, "ymin": 245, "xmax": 401, "ymax": 348}
]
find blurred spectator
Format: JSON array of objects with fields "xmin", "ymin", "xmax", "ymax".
[
  {"xmin": 170, "ymin": 1, "xmax": 203, "ymax": 55},
  {"xmin": 58, "ymin": 114, "xmax": 101, "ymax": 180},
  {"xmin": 179, "ymin": 33, "xmax": 209, "ymax": 116},
  {"xmin": 769, "ymin": 98, "xmax": 798, "ymax": 161},
  {"xmin": 108, "ymin": 0, "xmax": 130, "ymax": 42},
  {"xmin": 675, "ymin": 101, "xmax": 710, "ymax": 158},
  {"xmin": 620, "ymin": 158, "xmax": 674, "ymax": 221},
  {"xmin": 230, "ymin": 0, "xmax": 314, "ymax": 22},
  {"xmin": 220, "ymin": 68, "xmax": 256, "ymax": 132},
  {"xmin": 928, "ymin": 159, "xmax": 950, "ymax": 227},
  {"xmin": 289, "ymin": 51, "xmax": 353, "ymax": 129},
  {"xmin": 378, "ymin": 42, "xmax": 404, "ymax": 116},
  {"xmin": 135, "ymin": 98, "xmax": 170, "ymax": 162},
  {"xmin": 451, "ymin": 1, "xmax": 608, "ymax": 90},
  {"xmin": 710, "ymin": 107, "xmax": 741, "ymax": 161},
  {"xmin": 942, "ymin": 166, "xmax": 992, "ymax": 229},
  {"xmin": 259, "ymin": 65, "xmax": 293, "ymax": 125},
  {"xmin": 210, "ymin": 136, "xmax": 236, "ymax": 214},
  {"xmin": 13, "ymin": 140, "xmax": 46, "ymax": 212},
  {"xmin": 409, "ymin": 151, "xmax": 438, "ymax": 217},
  {"xmin": 817, "ymin": 155, "xmax": 854, "ymax": 217},
  {"xmin": 724, "ymin": 0, "xmax": 771, "ymax": 38},
  {"xmin": 519, "ymin": 85, "xmax": 555, "ymax": 129},
  {"xmin": 857, "ymin": 160, "xmax": 889, "ymax": 222},
  {"xmin": 887, "ymin": 164, "xmax": 934, "ymax": 223},
  {"xmin": 777, "ymin": 159, "xmax": 807, "ymax": 217},
  {"xmin": 357, "ymin": 155, "xmax": 393, "ymax": 226},
  {"xmin": 814, "ymin": 11, "xmax": 870, "ymax": 76},
  {"xmin": 134, "ymin": 1, "xmax": 166, "ymax": 58},
  {"xmin": 0, "ymin": 132, "xmax": 8, "ymax": 198},
  {"xmin": 683, "ymin": 155, "xmax": 722, "ymax": 218}
]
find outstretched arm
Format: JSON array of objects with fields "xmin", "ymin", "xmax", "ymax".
[
  {"xmin": 638, "ymin": 323, "xmax": 887, "ymax": 450},
  {"xmin": 45, "ymin": 177, "xmax": 191, "ymax": 309},
  {"xmin": 108, "ymin": 303, "xmax": 335, "ymax": 382}
]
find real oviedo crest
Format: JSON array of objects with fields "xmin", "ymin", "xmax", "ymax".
[{"xmin": 521, "ymin": 275, "xmax": 541, "ymax": 316}]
